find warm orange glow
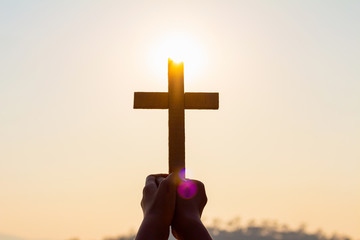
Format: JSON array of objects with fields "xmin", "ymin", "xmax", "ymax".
[{"xmin": 148, "ymin": 32, "xmax": 206, "ymax": 82}]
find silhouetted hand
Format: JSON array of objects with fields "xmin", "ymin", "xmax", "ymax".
[
  {"xmin": 135, "ymin": 173, "xmax": 177, "ymax": 240},
  {"xmin": 171, "ymin": 178, "xmax": 212, "ymax": 240}
]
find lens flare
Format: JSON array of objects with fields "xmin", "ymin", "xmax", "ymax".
[
  {"xmin": 177, "ymin": 180, "xmax": 197, "ymax": 199},
  {"xmin": 177, "ymin": 168, "xmax": 198, "ymax": 199},
  {"xmin": 179, "ymin": 168, "xmax": 186, "ymax": 181}
]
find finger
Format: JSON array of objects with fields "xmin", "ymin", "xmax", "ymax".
[
  {"xmin": 145, "ymin": 175, "xmax": 156, "ymax": 185},
  {"xmin": 144, "ymin": 174, "xmax": 169, "ymax": 194},
  {"xmin": 158, "ymin": 173, "xmax": 177, "ymax": 193},
  {"xmin": 158, "ymin": 173, "xmax": 177, "ymax": 214},
  {"xmin": 156, "ymin": 176, "xmax": 165, "ymax": 186},
  {"xmin": 151, "ymin": 173, "xmax": 168, "ymax": 187},
  {"xmin": 151, "ymin": 173, "xmax": 169, "ymax": 178},
  {"xmin": 167, "ymin": 172, "xmax": 177, "ymax": 185},
  {"xmin": 143, "ymin": 175, "xmax": 157, "ymax": 196}
]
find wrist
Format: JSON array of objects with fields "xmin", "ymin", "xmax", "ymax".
[
  {"xmin": 136, "ymin": 215, "xmax": 170, "ymax": 240},
  {"xmin": 173, "ymin": 215, "xmax": 211, "ymax": 239}
]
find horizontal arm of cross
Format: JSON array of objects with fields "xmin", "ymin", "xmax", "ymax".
[
  {"xmin": 134, "ymin": 92, "xmax": 219, "ymax": 109},
  {"xmin": 133, "ymin": 92, "xmax": 168, "ymax": 109}
]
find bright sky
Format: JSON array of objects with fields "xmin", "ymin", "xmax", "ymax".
[{"xmin": 1, "ymin": 1, "xmax": 359, "ymax": 240}]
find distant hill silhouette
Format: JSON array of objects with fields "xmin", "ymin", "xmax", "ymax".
[
  {"xmin": 204, "ymin": 226, "xmax": 351, "ymax": 240},
  {"xmin": 0, "ymin": 233, "xmax": 28, "ymax": 240},
  {"xmin": 103, "ymin": 219, "xmax": 352, "ymax": 240}
]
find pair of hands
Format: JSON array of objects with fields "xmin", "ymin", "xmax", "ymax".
[{"xmin": 135, "ymin": 173, "xmax": 211, "ymax": 240}]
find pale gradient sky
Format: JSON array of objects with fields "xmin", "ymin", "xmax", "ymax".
[{"xmin": 0, "ymin": 1, "xmax": 359, "ymax": 240}]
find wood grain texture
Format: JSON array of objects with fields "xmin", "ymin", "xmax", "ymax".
[
  {"xmin": 133, "ymin": 92, "xmax": 168, "ymax": 109},
  {"xmin": 168, "ymin": 60, "xmax": 185, "ymax": 173},
  {"xmin": 184, "ymin": 92, "xmax": 219, "ymax": 109},
  {"xmin": 133, "ymin": 59, "xmax": 219, "ymax": 175}
]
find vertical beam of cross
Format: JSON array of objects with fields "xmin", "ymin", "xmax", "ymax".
[
  {"xmin": 134, "ymin": 59, "xmax": 219, "ymax": 173},
  {"xmin": 168, "ymin": 61, "xmax": 185, "ymax": 173}
]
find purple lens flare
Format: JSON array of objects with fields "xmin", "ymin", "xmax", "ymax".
[
  {"xmin": 178, "ymin": 180, "xmax": 197, "ymax": 199},
  {"xmin": 179, "ymin": 168, "xmax": 186, "ymax": 181},
  {"xmin": 177, "ymin": 168, "xmax": 198, "ymax": 199}
]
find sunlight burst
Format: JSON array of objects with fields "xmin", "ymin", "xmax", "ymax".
[{"xmin": 148, "ymin": 32, "xmax": 206, "ymax": 83}]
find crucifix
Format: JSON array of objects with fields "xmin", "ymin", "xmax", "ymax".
[{"xmin": 134, "ymin": 58, "xmax": 219, "ymax": 173}]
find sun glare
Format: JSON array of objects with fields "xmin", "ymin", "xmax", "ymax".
[{"xmin": 148, "ymin": 32, "xmax": 206, "ymax": 83}]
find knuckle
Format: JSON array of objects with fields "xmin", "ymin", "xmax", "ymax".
[
  {"xmin": 142, "ymin": 185, "xmax": 151, "ymax": 195},
  {"xmin": 145, "ymin": 175, "xmax": 154, "ymax": 183},
  {"xmin": 195, "ymin": 180, "xmax": 205, "ymax": 190}
]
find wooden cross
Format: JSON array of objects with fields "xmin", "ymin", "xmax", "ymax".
[{"xmin": 134, "ymin": 59, "xmax": 219, "ymax": 173}]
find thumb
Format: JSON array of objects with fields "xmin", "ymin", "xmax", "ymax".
[{"xmin": 158, "ymin": 172, "xmax": 177, "ymax": 194}]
